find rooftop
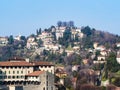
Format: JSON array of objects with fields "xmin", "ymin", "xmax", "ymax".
[
  {"xmin": 26, "ymin": 71, "xmax": 45, "ymax": 76},
  {"xmin": 0, "ymin": 58, "xmax": 54, "ymax": 67},
  {"xmin": 0, "ymin": 61, "xmax": 33, "ymax": 66}
]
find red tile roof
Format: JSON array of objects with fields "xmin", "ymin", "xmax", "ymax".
[
  {"xmin": 34, "ymin": 61, "xmax": 54, "ymax": 66},
  {"xmin": 26, "ymin": 71, "xmax": 45, "ymax": 76},
  {"xmin": 0, "ymin": 58, "xmax": 54, "ymax": 67},
  {"xmin": 0, "ymin": 61, "xmax": 33, "ymax": 66}
]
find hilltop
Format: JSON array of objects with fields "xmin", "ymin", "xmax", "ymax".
[
  {"xmin": 0, "ymin": 21, "xmax": 120, "ymax": 89},
  {"xmin": 0, "ymin": 21, "xmax": 120, "ymax": 61}
]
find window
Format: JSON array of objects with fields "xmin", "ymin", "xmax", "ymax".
[
  {"xmin": 51, "ymin": 70, "xmax": 53, "ymax": 73},
  {"xmin": 17, "ymin": 71, "xmax": 19, "ymax": 74},
  {"xmin": 12, "ymin": 76, "xmax": 15, "ymax": 79},
  {"xmin": 13, "ymin": 71, "xmax": 15, "ymax": 74},
  {"xmin": 21, "ymin": 76, "xmax": 24, "ymax": 78},
  {"xmin": 9, "ymin": 71, "xmax": 10, "ymax": 74},
  {"xmin": 28, "ymin": 71, "xmax": 30, "ymax": 73},
  {"xmin": 43, "ymin": 87, "xmax": 45, "ymax": 90},
  {"xmin": 6, "ymin": 66, "xmax": 9, "ymax": 69},
  {"xmin": 16, "ymin": 76, "xmax": 19, "ymax": 78},
  {"xmin": 0, "ymin": 76, "xmax": 3, "ymax": 79},
  {"xmin": 41, "ymin": 66, "xmax": 43, "ymax": 68},
  {"xmin": 35, "ymin": 76, "xmax": 38, "ymax": 79},
  {"xmin": 8, "ymin": 76, "xmax": 11, "ymax": 79},
  {"xmin": 4, "ymin": 76, "xmax": 7, "ymax": 79},
  {"xmin": 19, "ymin": 66, "xmax": 21, "ymax": 69},
  {"xmin": 51, "ymin": 87, "xmax": 53, "ymax": 90},
  {"xmin": 21, "ymin": 71, "xmax": 23, "ymax": 74},
  {"xmin": 4, "ymin": 71, "xmax": 6, "ymax": 74},
  {"xmin": 47, "ymin": 81, "xmax": 48, "ymax": 86},
  {"xmin": 2, "ymin": 66, "xmax": 5, "ymax": 69},
  {"xmin": 0, "ymin": 71, "xmax": 2, "ymax": 74},
  {"xmin": 47, "ymin": 75, "xmax": 48, "ymax": 80}
]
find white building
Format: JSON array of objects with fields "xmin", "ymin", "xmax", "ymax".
[
  {"xmin": 14, "ymin": 35, "xmax": 21, "ymax": 41},
  {"xmin": 97, "ymin": 55, "xmax": 106, "ymax": 61},
  {"xmin": 26, "ymin": 37, "xmax": 38, "ymax": 49},
  {"xmin": 33, "ymin": 61, "xmax": 55, "ymax": 74},
  {"xmin": 0, "ymin": 58, "xmax": 55, "ymax": 90},
  {"xmin": 116, "ymin": 42, "xmax": 120, "ymax": 48},
  {"xmin": 100, "ymin": 50, "xmax": 108, "ymax": 56},
  {"xmin": 55, "ymin": 27, "xmax": 66, "ymax": 40},
  {"xmin": 116, "ymin": 54, "xmax": 120, "ymax": 64},
  {"xmin": 0, "ymin": 37, "xmax": 8, "ymax": 46},
  {"xmin": 72, "ymin": 65, "xmax": 80, "ymax": 71},
  {"xmin": 96, "ymin": 45, "xmax": 106, "ymax": 51},
  {"xmin": 75, "ymin": 28, "xmax": 81, "ymax": 33}
]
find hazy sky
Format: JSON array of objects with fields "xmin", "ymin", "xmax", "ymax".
[{"xmin": 0, "ymin": 0, "xmax": 120, "ymax": 36}]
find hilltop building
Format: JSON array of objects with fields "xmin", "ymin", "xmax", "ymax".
[{"xmin": 0, "ymin": 37, "xmax": 8, "ymax": 46}]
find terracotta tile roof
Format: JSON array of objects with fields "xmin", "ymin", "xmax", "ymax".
[
  {"xmin": 34, "ymin": 61, "xmax": 54, "ymax": 66},
  {"xmin": 26, "ymin": 71, "xmax": 45, "ymax": 76},
  {"xmin": 0, "ymin": 61, "xmax": 33, "ymax": 66}
]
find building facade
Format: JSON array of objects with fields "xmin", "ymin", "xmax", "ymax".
[{"xmin": 0, "ymin": 58, "xmax": 55, "ymax": 90}]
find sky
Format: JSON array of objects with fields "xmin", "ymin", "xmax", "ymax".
[{"xmin": 0, "ymin": 0, "xmax": 120, "ymax": 36}]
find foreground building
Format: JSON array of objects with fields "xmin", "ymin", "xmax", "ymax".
[{"xmin": 0, "ymin": 58, "xmax": 55, "ymax": 90}]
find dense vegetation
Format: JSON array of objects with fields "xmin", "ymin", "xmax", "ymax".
[{"xmin": 0, "ymin": 22, "xmax": 120, "ymax": 89}]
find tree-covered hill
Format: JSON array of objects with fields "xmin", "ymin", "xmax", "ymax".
[{"xmin": 0, "ymin": 22, "xmax": 120, "ymax": 61}]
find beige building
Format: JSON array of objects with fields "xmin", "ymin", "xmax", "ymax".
[
  {"xmin": 26, "ymin": 37, "xmax": 38, "ymax": 49},
  {"xmin": 55, "ymin": 27, "xmax": 66, "ymax": 40},
  {"xmin": 26, "ymin": 71, "xmax": 55, "ymax": 90},
  {"xmin": 0, "ymin": 58, "xmax": 55, "ymax": 90},
  {"xmin": 0, "ymin": 37, "xmax": 8, "ymax": 46}
]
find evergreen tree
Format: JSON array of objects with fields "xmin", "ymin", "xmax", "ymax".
[
  {"xmin": 8, "ymin": 35, "xmax": 14, "ymax": 44},
  {"xmin": 57, "ymin": 21, "xmax": 62, "ymax": 27},
  {"xmin": 39, "ymin": 28, "xmax": 42, "ymax": 34}
]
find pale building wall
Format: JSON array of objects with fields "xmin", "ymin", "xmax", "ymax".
[
  {"xmin": 0, "ymin": 66, "xmax": 33, "ymax": 81},
  {"xmin": 97, "ymin": 56, "xmax": 106, "ymax": 61},
  {"xmin": 9, "ymin": 86, "xmax": 16, "ymax": 90},
  {"xmin": 27, "ymin": 76, "xmax": 40, "ymax": 82},
  {"xmin": 116, "ymin": 58, "xmax": 120, "ymax": 64},
  {"xmin": 39, "ymin": 66, "xmax": 54, "ymax": 74}
]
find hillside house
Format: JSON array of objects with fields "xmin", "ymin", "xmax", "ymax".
[
  {"xmin": 116, "ymin": 54, "xmax": 120, "ymax": 64},
  {"xmin": 100, "ymin": 50, "xmax": 108, "ymax": 56},
  {"xmin": 72, "ymin": 65, "xmax": 80, "ymax": 71},
  {"xmin": 97, "ymin": 55, "xmax": 106, "ymax": 61},
  {"xmin": 96, "ymin": 45, "xmax": 106, "ymax": 51},
  {"xmin": 55, "ymin": 27, "xmax": 66, "ymax": 40},
  {"xmin": 0, "ymin": 37, "xmax": 8, "ymax": 46},
  {"xmin": 14, "ymin": 35, "xmax": 21, "ymax": 41},
  {"xmin": 65, "ymin": 50, "xmax": 74, "ymax": 56},
  {"xmin": 93, "ymin": 42, "xmax": 99, "ymax": 49},
  {"xmin": 116, "ymin": 42, "xmax": 120, "ymax": 48},
  {"xmin": 26, "ymin": 37, "xmax": 38, "ymax": 49}
]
